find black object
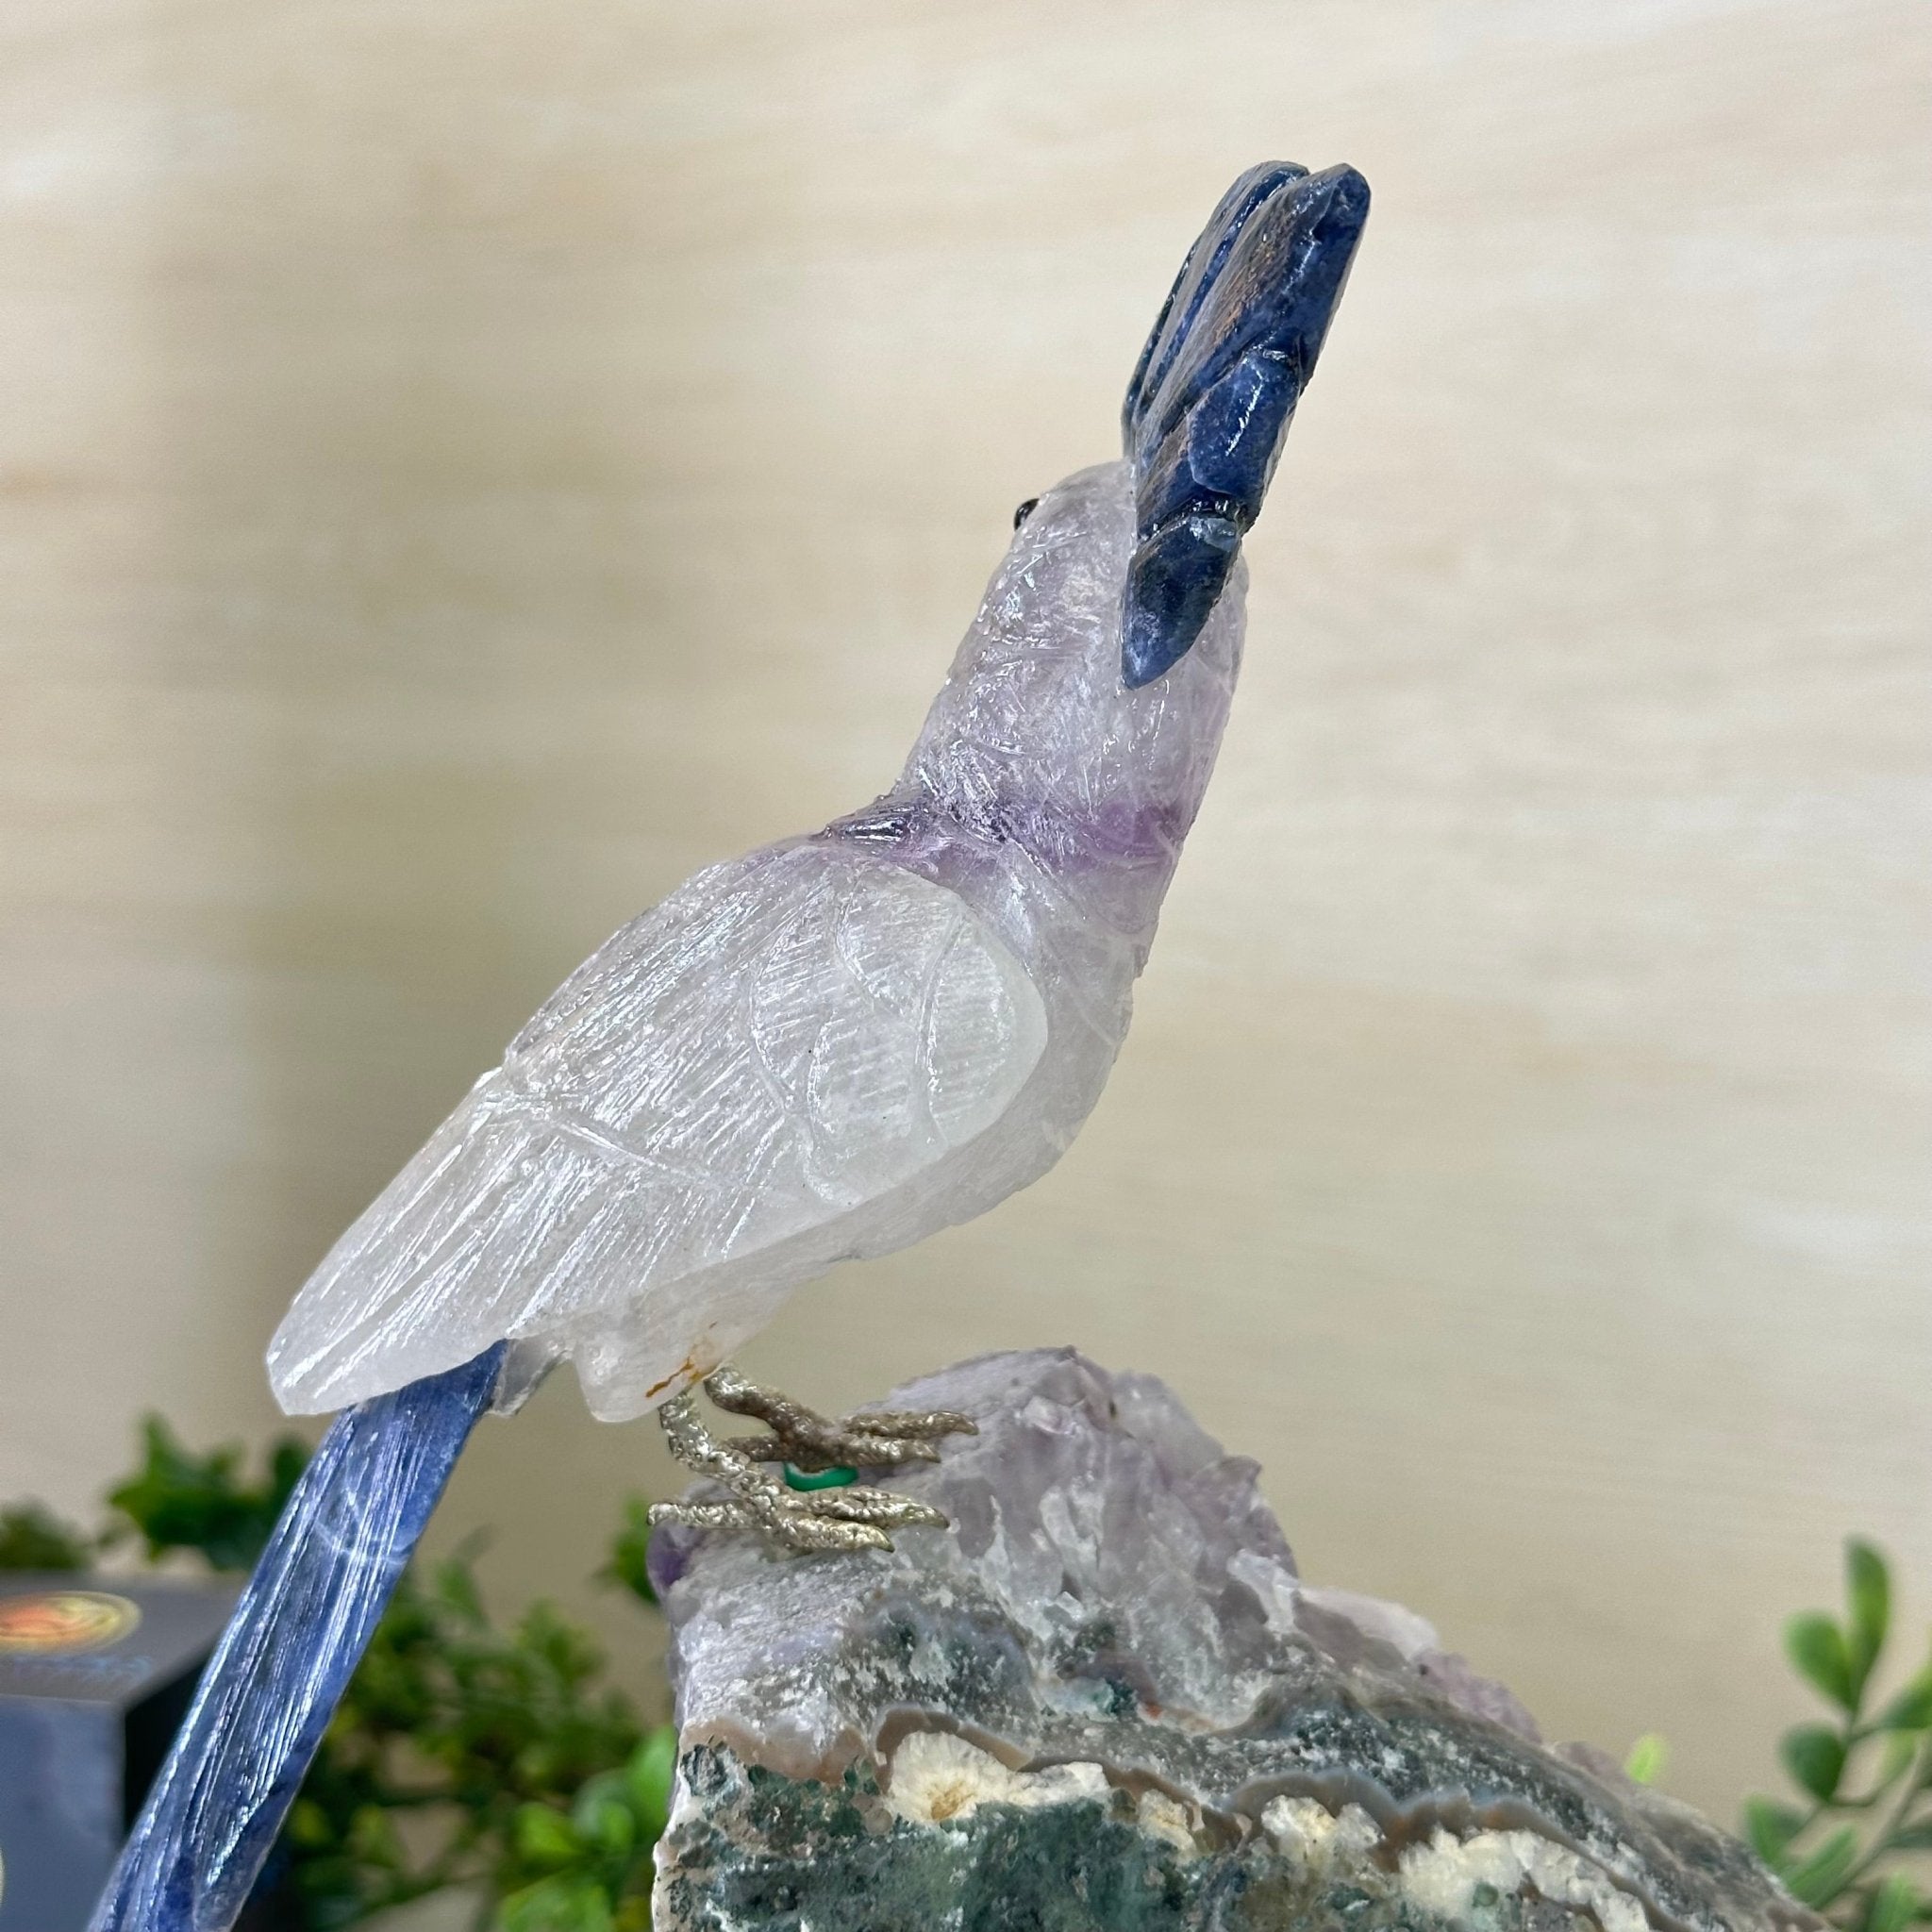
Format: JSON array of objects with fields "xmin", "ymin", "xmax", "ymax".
[{"xmin": 0, "ymin": 1574, "xmax": 238, "ymax": 1931}]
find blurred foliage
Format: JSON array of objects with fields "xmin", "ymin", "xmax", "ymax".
[
  {"xmin": 2, "ymin": 1416, "xmax": 669, "ymax": 1929},
  {"xmin": 1624, "ymin": 1733, "xmax": 1670, "ymax": 1787},
  {"xmin": 597, "ymin": 1497, "xmax": 658, "ymax": 1610},
  {"xmin": 0, "ymin": 1499, "xmax": 93, "ymax": 1570},
  {"xmin": 107, "ymin": 1416, "xmax": 307, "ymax": 1571},
  {"xmin": 496, "ymin": 1729, "xmax": 676, "ymax": 1932},
  {"xmin": 1741, "ymin": 1540, "xmax": 1932, "ymax": 1931},
  {"xmin": 279, "ymin": 1555, "xmax": 672, "ymax": 1929}
]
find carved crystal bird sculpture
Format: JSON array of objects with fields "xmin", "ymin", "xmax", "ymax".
[{"xmin": 94, "ymin": 159, "xmax": 1367, "ymax": 1930}]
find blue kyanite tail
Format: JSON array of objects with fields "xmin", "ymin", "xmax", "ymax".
[
  {"xmin": 91, "ymin": 1344, "xmax": 506, "ymax": 1932},
  {"xmin": 1121, "ymin": 161, "xmax": 1370, "ymax": 688}
]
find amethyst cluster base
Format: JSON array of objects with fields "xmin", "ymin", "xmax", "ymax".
[{"xmin": 645, "ymin": 1350, "xmax": 1807, "ymax": 1932}]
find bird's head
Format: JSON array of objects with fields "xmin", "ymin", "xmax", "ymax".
[{"xmin": 898, "ymin": 163, "xmax": 1368, "ymax": 857}]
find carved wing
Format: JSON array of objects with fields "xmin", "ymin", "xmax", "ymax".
[{"xmin": 267, "ymin": 843, "xmax": 1047, "ymax": 1418}]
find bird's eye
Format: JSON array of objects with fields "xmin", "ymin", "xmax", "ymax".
[{"xmin": 1012, "ymin": 497, "xmax": 1040, "ymax": 529}]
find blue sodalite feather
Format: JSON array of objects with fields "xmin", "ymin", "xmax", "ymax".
[
  {"xmin": 1123, "ymin": 162, "xmax": 1370, "ymax": 687},
  {"xmin": 90, "ymin": 1345, "xmax": 505, "ymax": 1932}
]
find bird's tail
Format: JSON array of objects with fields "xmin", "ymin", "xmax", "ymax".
[{"xmin": 90, "ymin": 1343, "xmax": 507, "ymax": 1932}]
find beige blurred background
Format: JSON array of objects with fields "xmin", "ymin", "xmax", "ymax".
[{"xmin": 3, "ymin": 0, "xmax": 1928, "ymax": 1825}]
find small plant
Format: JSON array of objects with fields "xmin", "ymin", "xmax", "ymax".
[
  {"xmin": 496, "ymin": 1728, "xmax": 677, "ymax": 1932},
  {"xmin": 1624, "ymin": 1733, "xmax": 1671, "ymax": 1787},
  {"xmin": 275, "ymin": 1550, "xmax": 661, "ymax": 1927},
  {"xmin": 106, "ymin": 1416, "xmax": 306, "ymax": 1571},
  {"xmin": 1744, "ymin": 1539, "xmax": 1932, "ymax": 1931},
  {"xmin": 0, "ymin": 1499, "xmax": 93, "ymax": 1570},
  {"xmin": 1, "ymin": 1414, "xmax": 672, "ymax": 1929},
  {"xmin": 597, "ymin": 1497, "xmax": 658, "ymax": 1609}
]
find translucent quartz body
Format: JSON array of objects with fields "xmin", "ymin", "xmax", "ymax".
[{"xmin": 268, "ymin": 461, "xmax": 1243, "ymax": 1421}]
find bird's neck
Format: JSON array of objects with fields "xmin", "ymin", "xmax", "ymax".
[
  {"xmin": 825, "ymin": 462, "xmax": 1246, "ymax": 952},
  {"xmin": 823, "ymin": 454, "xmax": 1243, "ymax": 958}
]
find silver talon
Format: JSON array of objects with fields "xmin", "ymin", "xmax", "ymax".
[
  {"xmin": 702, "ymin": 1363, "xmax": 977, "ymax": 1473},
  {"xmin": 647, "ymin": 1368, "xmax": 975, "ymax": 1554}
]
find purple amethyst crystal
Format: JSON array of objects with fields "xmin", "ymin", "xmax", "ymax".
[{"xmin": 649, "ymin": 1349, "xmax": 1809, "ymax": 1932}]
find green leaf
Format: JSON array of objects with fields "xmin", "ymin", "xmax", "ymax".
[
  {"xmin": 1846, "ymin": 1541, "xmax": 1891, "ymax": 1689},
  {"xmin": 1787, "ymin": 1613, "xmax": 1857, "ymax": 1712},
  {"xmin": 513, "ymin": 1802, "xmax": 585, "ymax": 1869},
  {"xmin": 106, "ymin": 1416, "xmax": 309, "ymax": 1572},
  {"xmin": 571, "ymin": 1769, "xmax": 637, "ymax": 1857},
  {"xmin": 1743, "ymin": 1796, "xmax": 1807, "ymax": 1865},
  {"xmin": 1624, "ymin": 1734, "xmax": 1670, "ymax": 1786},
  {"xmin": 585, "ymin": 1793, "xmax": 636, "ymax": 1857},
  {"xmin": 432, "ymin": 1553, "xmax": 486, "ymax": 1624},
  {"xmin": 1889, "ymin": 1820, "xmax": 1932, "ymax": 1852},
  {"xmin": 0, "ymin": 1501, "xmax": 94, "ymax": 1571},
  {"xmin": 1782, "ymin": 1724, "xmax": 1848, "ymax": 1803},
  {"xmin": 600, "ymin": 1497, "xmax": 658, "ymax": 1607},
  {"xmin": 1878, "ymin": 1730, "xmax": 1921, "ymax": 1783},
  {"xmin": 343, "ymin": 1800, "xmax": 406, "ymax": 1864},
  {"xmin": 1784, "ymin": 1825, "xmax": 1858, "ymax": 1908},
  {"xmin": 286, "ymin": 1796, "xmax": 332, "ymax": 1850},
  {"xmin": 1866, "ymin": 1875, "xmax": 1923, "ymax": 1932},
  {"xmin": 627, "ymin": 1726, "xmax": 678, "ymax": 1842},
  {"xmin": 500, "ymin": 1875, "xmax": 616, "ymax": 1932},
  {"xmin": 87, "ymin": 1410, "xmax": 671, "ymax": 1918},
  {"xmin": 1878, "ymin": 1672, "xmax": 1932, "ymax": 1733}
]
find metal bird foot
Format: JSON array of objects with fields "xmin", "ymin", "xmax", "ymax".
[
  {"xmin": 704, "ymin": 1364, "xmax": 976, "ymax": 1474},
  {"xmin": 648, "ymin": 1367, "xmax": 977, "ymax": 1554}
]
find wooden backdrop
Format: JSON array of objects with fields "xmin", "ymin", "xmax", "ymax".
[{"xmin": 3, "ymin": 0, "xmax": 1927, "ymax": 1822}]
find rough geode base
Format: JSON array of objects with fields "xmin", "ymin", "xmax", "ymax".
[
  {"xmin": 659, "ymin": 1740, "xmax": 1702, "ymax": 1932},
  {"xmin": 646, "ymin": 1350, "xmax": 1807, "ymax": 1932}
]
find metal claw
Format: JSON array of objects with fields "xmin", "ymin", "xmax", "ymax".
[{"xmin": 649, "ymin": 1367, "xmax": 976, "ymax": 1555}]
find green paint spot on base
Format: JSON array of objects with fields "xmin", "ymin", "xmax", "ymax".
[{"xmin": 784, "ymin": 1463, "xmax": 858, "ymax": 1491}]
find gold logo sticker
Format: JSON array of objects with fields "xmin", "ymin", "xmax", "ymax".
[{"xmin": 0, "ymin": 1590, "xmax": 142, "ymax": 1656}]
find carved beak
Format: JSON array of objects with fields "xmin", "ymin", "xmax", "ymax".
[{"xmin": 1120, "ymin": 161, "xmax": 1371, "ymax": 689}]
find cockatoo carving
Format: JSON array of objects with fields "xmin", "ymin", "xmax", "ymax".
[{"xmin": 95, "ymin": 159, "xmax": 1367, "ymax": 1930}]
